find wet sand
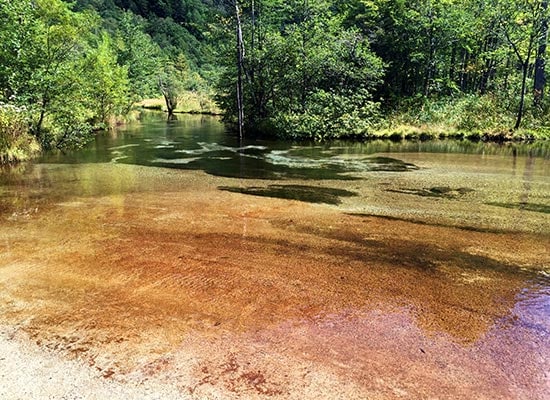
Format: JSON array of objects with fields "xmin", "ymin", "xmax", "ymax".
[{"xmin": 0, "ymin": 156, "xmax": 549, "ymax": 399}]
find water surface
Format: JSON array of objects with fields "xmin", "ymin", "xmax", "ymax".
[{"xmin": 0, "ymin": 113, "xmax": 548, "ymax": 399}]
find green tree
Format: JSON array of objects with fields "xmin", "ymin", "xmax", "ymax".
[
  {"xmin": 158, "ymin": 53, "xmax": 190, "ymax": 117},
  {"xmin": 83, "ymin": 33, "xmax": 130, "ymax": 127},
  {"xmin": 497, "ymin": 0, "xmax": 549, "ymax": 128},
  {"xmin": 216, "ymin": 0, "xmax": 384, "ymax": 139},
  {"xmin": 115, "ymin": 11, "xmax": 164, "ymax": 106},
  {"xmin": 0, "ymin": 0, "xmax": 99, "ymax": 147}
]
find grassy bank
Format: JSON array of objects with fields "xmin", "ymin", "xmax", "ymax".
[
  {"xmin": 217, "ymin": 94, "xmax": 550, "ymax": 142},
  {"xmin": 369, "ymin": 124, "xmax": 550, "ymax": 142},
  {"xmin": 137, "ymin": 91, "xmax": 221, "ymax": 115},
  {"xmin": 372, "ymin": 95, "xmax": 550, "ymax": 142}
]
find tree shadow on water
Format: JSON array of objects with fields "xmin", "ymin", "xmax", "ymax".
[{"xmin": 218, "ymin": 185, "xmax": 357, "ymax": 205}]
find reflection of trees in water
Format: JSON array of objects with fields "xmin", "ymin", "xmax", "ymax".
[{"xmin": 521, "ymin": 150, "xmax": 535, "ymax": 206}]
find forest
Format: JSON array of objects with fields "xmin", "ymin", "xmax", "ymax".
[{"xmin": 1, "ymin": 0, "xmax": 549, "ymax": 162}]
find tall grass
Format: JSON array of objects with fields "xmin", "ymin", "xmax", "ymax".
[
  {"xmin": 381, "ymin": 93, "xmax": 550, "ymax": 141},
  {"xmin": 0, "ymin": 103, "xmax": 40, "ymax": 163}
]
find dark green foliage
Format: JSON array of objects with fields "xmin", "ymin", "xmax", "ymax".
[
  {"xmin": 114, "ymin": 11, "xmax": 164, "ymax": 102},
  {"xmin": 216, "ymin": 0, "xmax": 384, "ymax": 140},
  {"xmin": 213, "ymin": 0, "xmax": 550, "ymax": 138},
  {"xmin": 0, "ymin": 0, "xmax": 138, "ymax": 155},
  {"xmin": 72, "ymin": 0, "xmax": 217, "ymax": 72},
  {"xmin": 353, "ymin": 0, "xmax": 550, "ymax": 133}
]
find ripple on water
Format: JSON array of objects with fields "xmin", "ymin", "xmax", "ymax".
[
  {"xmin": 108, "ymin": 144, "xmax": 141, "ymax": 150},
  {"xmin": 150, "ymin": 157, "xmax": 201, "ymax": 165}
]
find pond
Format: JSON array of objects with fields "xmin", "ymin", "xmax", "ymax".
[{"xmin": 0, "ymin": 113, "xmax": 549, "ymax": 399}]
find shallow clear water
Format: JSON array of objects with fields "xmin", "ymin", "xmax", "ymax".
[
  {"xmin": 37, "ymin": 113, "xmax": 550, "ymax": 180},
  {"xmin": 11, "ymin": 113, "xmax": 546, "ymax": 230},
  {"xmin": 0, "ymin": 113, "xmax": 549, "ymax": 398}
]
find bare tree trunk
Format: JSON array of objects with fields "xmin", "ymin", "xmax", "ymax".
[
  {"xmin": 515, "ymin": 62, "xmax": 529, "ymax": 130},
  {"xmin": 158, "ymin": 75, "xmax": 177, "ymax": 118},
  {"xmin": 449, "ymin": 45, "xmax": 456, "ymax": 86},
  {"xmin": 36, "ymin": 100, "xmax": 47, "ymax": 138},
  {"xmin": 235, "ymin": 1, "xmax": 245, "ymax": 139},
  {"xmin": 459, "ymin": 49, "xmax": 469, "ymax": 92},
  {"xmin": 479, "ymin": 35, "xmax": 497, "ymax": 94},
  {"xmin": 534, "ymin": 0, "xmax": 548, "ymax": 107},
  {"xmin": 502, "ymin": 22, "xmax": 535, "ymax": 130},
  {"xmin": 162, "ymin": 92, "xmax": 176, "ymax": 117},
  {"xmin": 251, "ymin": 0, "xmax": 255, "ymax": 60},
  {"xmin": 503, "ymin": 56, "xmax": 511, "ymax": 92},
  {"xmin": 424, "ymin": 6, "xmax": 436, "ymax": 97}
]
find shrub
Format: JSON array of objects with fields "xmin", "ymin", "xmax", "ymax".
[
  {"xmin": 271, "ymin": 89, "xmax": 381, "ymax": 141},
  {"xmin": 0, "ymin": 103, "xmax": 40, "ymax": 163},
  {"xmin": 388, "ymin": 94, "xmax": 518, "ymax": 134}
]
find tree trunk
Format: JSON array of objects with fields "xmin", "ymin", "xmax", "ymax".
[
  {"xmin": 235, "ymin": 1, "xmax": 245, "ymax": 139},
  {"xmin": 534, "ymin": 0, "xmax": 548, "ymax": 107},
  {"xmin": 158, "ymin": 73, "xmax": 178, "ymax": 118},
  {"xmin": 34, "ymin": 95, "xmax": 49, "ymax": 143},
  {"xmin": 459, "ymin": 49, "xmax": 469, "ymax": 92},
  {"xmin": 479, "ymin": 35, "xmax": 497, "ymax": 94},
  {"xmin": 515, "ymin": 62, "xmax": 529, "ymax": 130},
  {"xmin": 502, "ymin": 19, "xmax": 536, "ymax": 130},
  {"xmin": 449, "ymin": 45, "xmax": 456, "ymax": 88},
  {"xmin": 503, "ymin": 56, "xmax": 511, "ymax": 92},
  {"xmin": 162, "ymin": 92, "xmax": 176, "ymax": 117},
  {"xmin": 423, "ymin": 7, "xmax": 436, "ymax": 97}
]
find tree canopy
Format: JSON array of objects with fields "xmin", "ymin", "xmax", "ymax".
[
  {"xmin": 1, "ymin": 0, "xmax": 549, "ymax": 158},
  {"xmin": 214, "ymin": 0, "xmax": 550, "ymax": 138}
]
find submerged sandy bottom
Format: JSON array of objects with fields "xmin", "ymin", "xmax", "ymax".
[{"xmin": 0, "ymin": 154, "xmax": 549, "ymax": 399}]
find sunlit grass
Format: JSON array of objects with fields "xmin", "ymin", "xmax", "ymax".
[{"xmin": 137, "ymin": 91, "xmax": 221, "ymax": 115}]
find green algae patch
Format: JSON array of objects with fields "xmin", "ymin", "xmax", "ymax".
[
  {"xmin": 218, "ymin": 184, "xmax": 357, "ymax": 204},
  {"xmin": 387, "ymin": 186, "xmax": 475, "ymax": 199},
  {"xmin": 487, "ymin": 202, "xmax": 550, "ymax": 214},
  {"xmin": 346, "ymin": 213, "xmax": 511, "ymax": 234}
]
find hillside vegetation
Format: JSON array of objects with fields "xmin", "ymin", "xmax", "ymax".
[{"xmin": 1, "ymin": 0, "xmax": 549, "ymax": 161}]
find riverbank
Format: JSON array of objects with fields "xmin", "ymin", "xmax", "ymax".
[
  {"xmin": 136, "ymin": 95, "xmax": 550, "ymax": 143},
  {"xmin": 137, "ymin": 94, "xmax": 221, "ymax": 116},
  {"xmin": 370, "ymin": 124, "xmax": 550, "ymax": 142},
  {"xmin": 3, "ymin": 105, "xmax": 549, "ymax": 166},
  {"xmin": 0, "ymin": 104, "xmax": 40, "ymax": 164},
  {"xmin": 0, "ymin": 327, "xmax": 185, "ymax": 400}
]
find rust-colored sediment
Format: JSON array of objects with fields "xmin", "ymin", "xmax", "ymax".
[{"xmin": 0, "ymin": 167, "xmax": 548, "ymax": 399}]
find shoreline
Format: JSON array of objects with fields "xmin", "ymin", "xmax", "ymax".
[
  {"xmin": 2, "ymin": 112, "xmax": 549, "ymax": 166},
  {"xmin": 139, "ymin": 107, "xmax": 550, "ymax": 142},
  {"xmin": 0, "ymin": 327, "xmax": 186, "ymax": 400}
]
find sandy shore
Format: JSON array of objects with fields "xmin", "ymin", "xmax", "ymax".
[{"xmin": 0, "ymin": 327, "xmax": 186, "ymax": 400}]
